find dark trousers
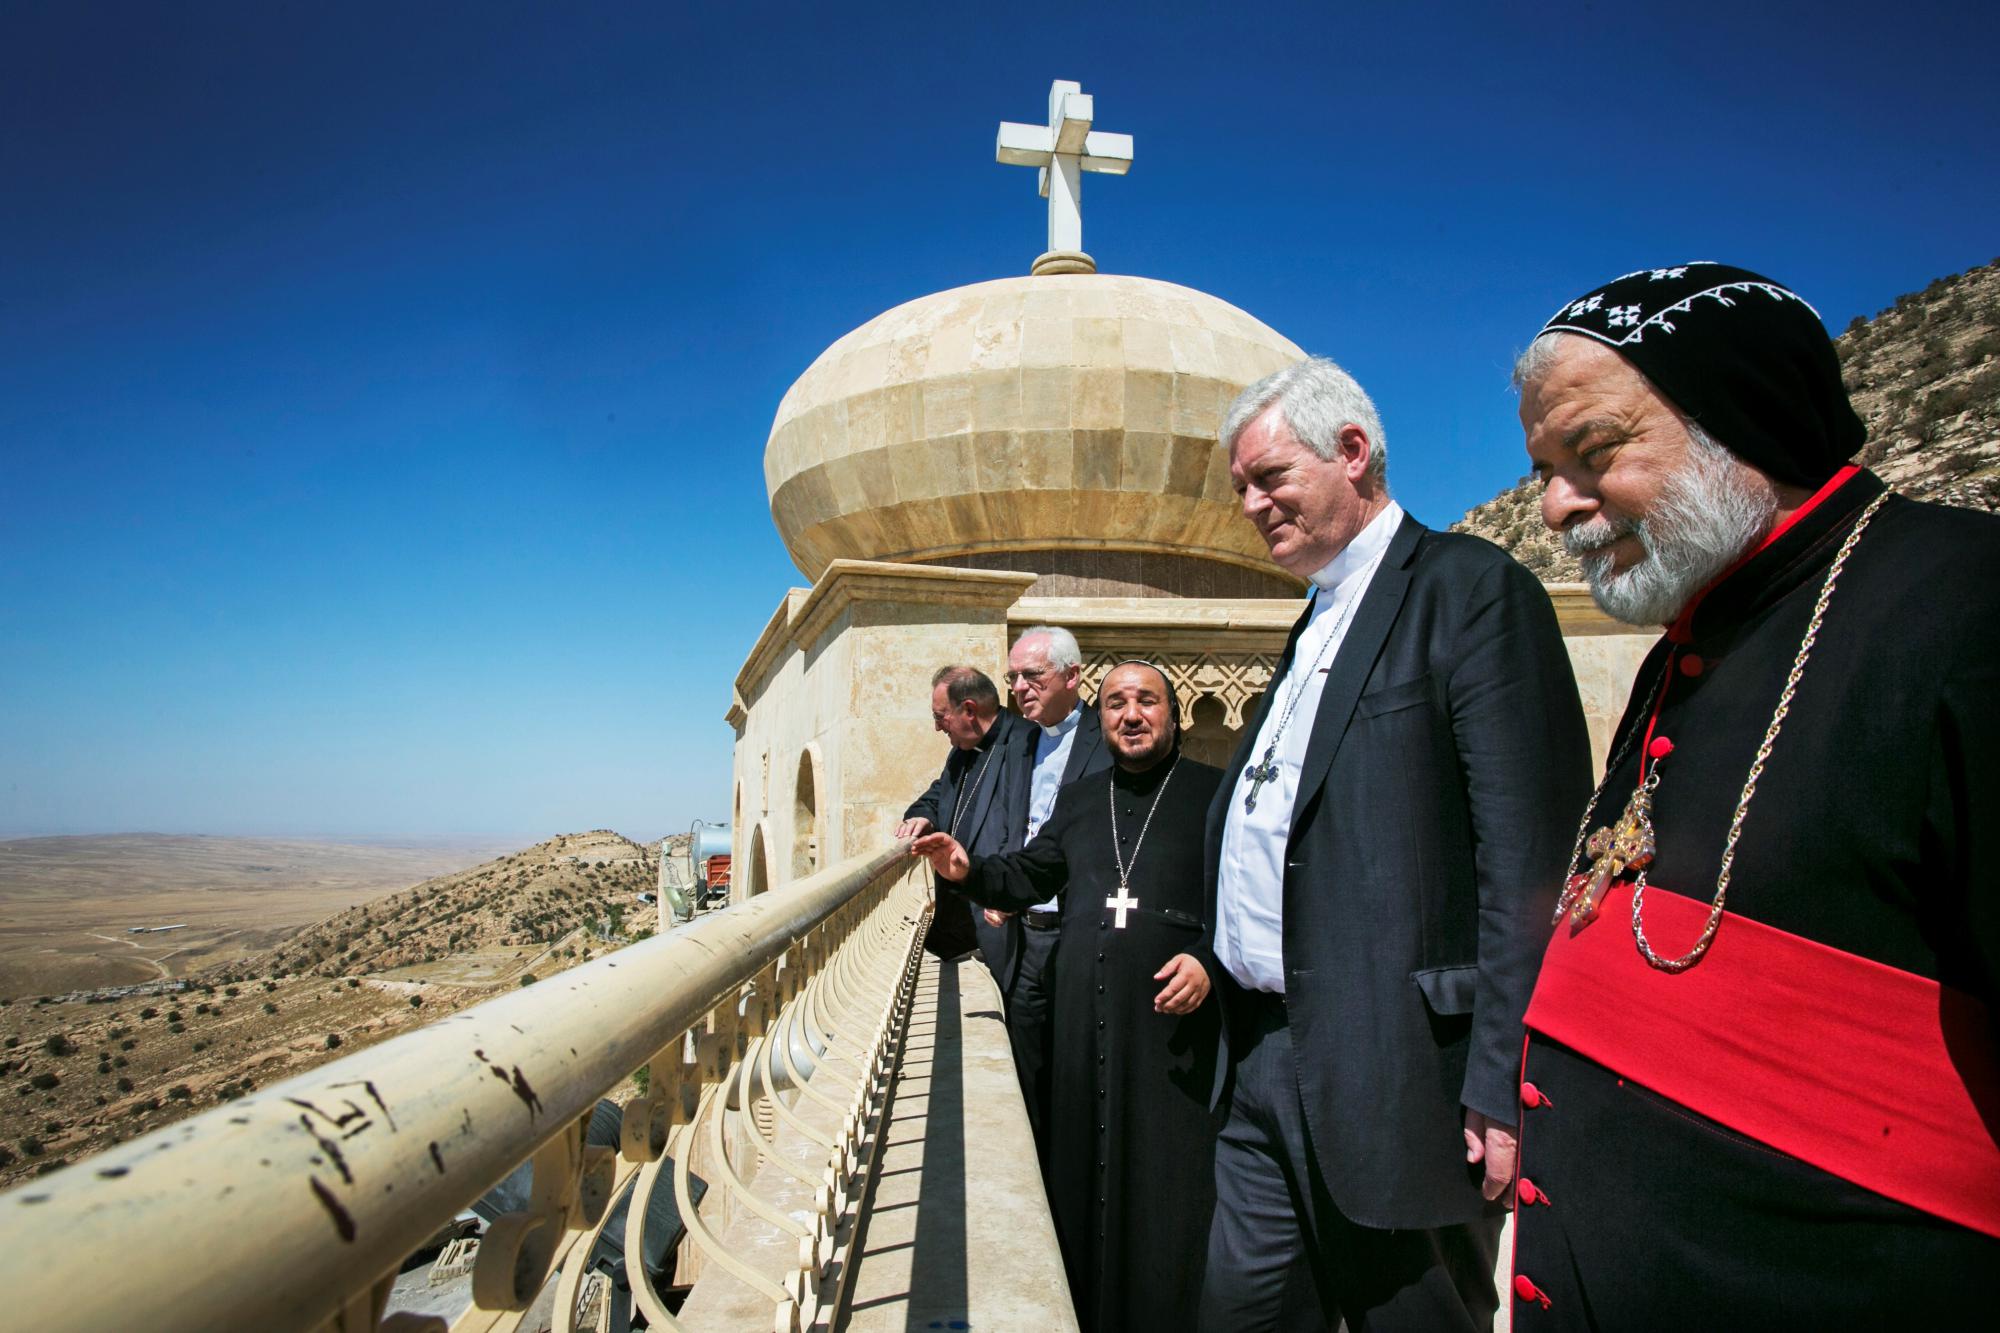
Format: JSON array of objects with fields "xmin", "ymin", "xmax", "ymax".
[
  {"xmin": 1199, "ymin": 987, "xmax": 1500, "ymax": 1333},
  {"xmin": 1008, "ymin": 919, "xmax": 1060, "ymax": 1164}
]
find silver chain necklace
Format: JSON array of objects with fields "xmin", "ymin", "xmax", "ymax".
[
  {"xmin": 947, "ymin": 734, "xmax": 1002, "ymax": 841},
  {"xmin": 1242, "ymin": 546, "xmax": 1387, "ymax": 813},
  {"xmin": 1106, "ymin": 755, "xmax": 1180, "ymax": 929}
]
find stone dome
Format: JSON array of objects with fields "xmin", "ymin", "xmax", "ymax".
[{"xmin": 764, "ymin": 274, "xmax": 1309, "ymax": 598}]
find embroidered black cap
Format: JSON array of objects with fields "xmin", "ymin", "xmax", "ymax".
[{"xmin": 1538, "ymin": 263, "xmax": 1864, "ymax": 488}]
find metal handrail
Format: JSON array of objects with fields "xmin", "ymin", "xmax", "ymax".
[{"xmin": 0, "ymin": 841, "xmax": 920, "ymax": 1333}]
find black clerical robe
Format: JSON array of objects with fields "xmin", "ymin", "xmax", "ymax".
[
  {"xmin": 953, "ymin": 754, "xmax": 1224, "ymax": 1333},
  {"xmin": 1512, "ymin": 469, "xmax": 2000, "ymax": 1329}
]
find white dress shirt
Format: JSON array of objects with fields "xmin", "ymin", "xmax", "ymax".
[
  {"xmin": 1024, "ymin": 701, "xmax": 1083, "ymax": 911},
  {"xmin": 1214, "ymin": 502, "xmax": 1404, "ymax": 992}
]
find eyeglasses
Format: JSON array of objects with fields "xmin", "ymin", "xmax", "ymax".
[{"xmin": 1004, "ymin": 667, "xmax": 1051, "ymax": 685}]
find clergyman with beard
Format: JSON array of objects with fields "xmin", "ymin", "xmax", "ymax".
[
  {"xmin": 912, "ymin": 662, "xmax": 1222, "ymax": 1333},
  {"xmin": 1509, "ymin": 263, "xmax": 2000, "ymax": 1327}
]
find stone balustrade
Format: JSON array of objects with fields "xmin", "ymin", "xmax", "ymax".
[{"xmin": 0, "ymin": 843, "xmax": 932, "ymax": 1333}]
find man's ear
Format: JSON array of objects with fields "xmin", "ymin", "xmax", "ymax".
[{"xmin": 1338, "ymin": 423, "xmax": 1373, "ymax": 481}]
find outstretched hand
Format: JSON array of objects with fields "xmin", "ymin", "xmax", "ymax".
[
  {"xmin": 1152, "ymin": 953, "xmax": 1212, "ymax": 1014},
  {"xmin": 1463, "ymin": 1108, "xmax": 1519, "ymax": 1202},
  {"xmin": 909, "ymin": 831, "xmax": 970, "ymax": 882}
]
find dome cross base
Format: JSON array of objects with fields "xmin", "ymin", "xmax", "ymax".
[{"xmin": 1030, "ymin": 249, "xmax": 1096, "ymax": 276}]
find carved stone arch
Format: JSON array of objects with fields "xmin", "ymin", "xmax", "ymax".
[
  {"xmin": 791, "ymin": 744, "xmax": 825, "ymax": 880},
  {"xmin": 1183, "ymin": 693, "xmax": 1238, "ymax": 768},
  {"xmin": 744, "ymin": 822, "xmax": 770, "ymax": 899}
]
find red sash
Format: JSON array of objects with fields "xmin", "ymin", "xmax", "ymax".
[{"xmin": 1524, "ymin": 882, "xmax": 2000, "ymax": 1239}]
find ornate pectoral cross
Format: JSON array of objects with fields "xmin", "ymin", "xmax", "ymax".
[
  {"xmin": 1242, "ymin": 745, "xmax": 1281, "ymax": 813},
  {"xmin": 1105, "ymin": 887, "xmax": 1139, "ymax": 929},
  {"xmin": 1569, "ymin": 783, "xmax": 1657, "ymax": 927}
]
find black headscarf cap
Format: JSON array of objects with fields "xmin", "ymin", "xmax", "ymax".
[{"xmin": 1536, "ymin": 263, "xmax": 1864, "ymax": 488}]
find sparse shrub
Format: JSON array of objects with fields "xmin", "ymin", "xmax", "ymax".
[
  {"xmin": 119, "ymin": 1037, "xmax": 136, "ymax": 1049},
  {"xmin": 42, "ymin": 1120, "xmax": 61, "ymax": 1135},
  {"xmin": 139, "ymin": 1008, "xmax": 158, "ymax": 1020},
  {"xmin": 167, "ymin": 1022, "xmax": 185, "ymax": 1034},
  {"xmin": 29, "ymin": 1072, "xmax": 58, "ymax": 1091},
  {"xmin": 191, "ymin": 1041, "xmax": 208, "ymax": 1053},
  {"xmin": 262, "ymin": 1002, "xmax": 278, "ymax": 1015},
  {"xmin": 346, "ymin": 978, "xmax": 360, "ymax": 988},
  {"xmin": 408, "ymin": 996, "xmax": 423, "ymax": 1008},
  {"xmin": 165, "ymin": 1010, "xmax": 182, "ymax": 1023},
  {"xmin": 224, "ymin": 987, "xmax": 240, "ymax": 998},
  {"xmin": 96, "ymin": 1062, "xmax": 110, "ymax": 1075},
  {"xmin": 21, "ymin": 1138, "xmax": 44, "ymax": 1157},
  {"xmin": 167, "ymin": 1085, "xmax": 191, "ymax": 1101},
  {"xmin": 325, "ymin": 1033, "xmax": 343, "ymax": 1050},
  {"xmin": 2, "ymin": 1037, "xmax": 16, "ymax": 1050},
  {"xmin": 195, "ymin": 1004, "xmax": 210, "ymax": 1015},
  {"xmin": 113, "ymin": 1056, "xmax": 128, "ymax": 1069},
  {"xmin": 519, "ymin": 973, "xmax": 537, "ymax": 986}
]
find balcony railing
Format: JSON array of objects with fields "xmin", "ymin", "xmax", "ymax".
[{"xmin": 0, "ymin": 842, "xmax": 929, "ymax": 1333}]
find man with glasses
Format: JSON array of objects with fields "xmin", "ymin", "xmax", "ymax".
[{"xmin": 993, "ymin": 625, "xmax": 1111, "ymax": 1156}]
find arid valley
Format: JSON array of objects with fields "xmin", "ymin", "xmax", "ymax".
[{"xmin": 0, "ymin": 830, "xmax": 667, "ymax": 1188}]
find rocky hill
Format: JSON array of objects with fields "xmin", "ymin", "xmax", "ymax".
[
  {"xmin": 1, "ymin": 829, "xmax": 662, "ymax": 1188},
  {"xmin": 1455, "ymin": 257, "xmax": 2000, "ymax": 576},
  {"xmin": 268, "ymin": 829, "xmax": 657, "ymax": 979}
]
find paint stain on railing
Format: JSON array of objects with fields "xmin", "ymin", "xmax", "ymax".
[
  {"xmin": 473, "ymin": 1048, "xmax": 544, "ymax": 1120},
  {"xmin": 310, "ymin": 1176, "xmax": 357, "ymax": 1242}
]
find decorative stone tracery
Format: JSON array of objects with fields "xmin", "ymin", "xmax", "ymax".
[{"xmin": 1082, "ymin": 649, "xmax": 1278, "ymax": 731}]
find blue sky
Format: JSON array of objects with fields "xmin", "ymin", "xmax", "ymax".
[{"xmin": 3, "ymin": 1, "xmax": 1995, "ymax": 841}]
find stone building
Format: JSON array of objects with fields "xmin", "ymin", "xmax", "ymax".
[{"xmin": 725, "ymin": 83, "xmax": 1652, "ymax": 894}]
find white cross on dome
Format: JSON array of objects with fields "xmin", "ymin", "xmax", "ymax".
[{"xmin": 996, "ymin": 79, "xmax": 1134, "ymax": 275}]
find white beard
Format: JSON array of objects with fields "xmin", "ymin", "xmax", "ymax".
[{"xmin": 1566, "ymin": 428, "xmax": 1779, "ymax": 627}]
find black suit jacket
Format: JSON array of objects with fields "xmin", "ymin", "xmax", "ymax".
[
  {"xmin": 1202, "ymin": 513, "xmax": 1591, "ymax": 1230},
  {"xmin": 907, "ymin": 705, "xmax": 1110, "ymax": 989}
]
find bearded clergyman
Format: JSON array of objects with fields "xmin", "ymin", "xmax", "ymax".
[
  {"xmin": 912, "ymin": 661, "xmax": 1222, "ymax": 1333},
  {"xmin": 1509, "ymin": 263, "xmax": 2000, "ymax": 1327}
]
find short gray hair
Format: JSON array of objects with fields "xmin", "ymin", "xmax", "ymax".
[
  {"xmin": 1219, "ymin": 356, "xmax": 1388, "ymax": 485},
  {"xmin": 1013, "ymin": 625, "xmax": 1081, "ymax": 671},
  {"xmin": 1512, "ymin": 330, "xmax": 1586, "ymax": 391}
]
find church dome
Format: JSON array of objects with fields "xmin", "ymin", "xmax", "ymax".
[{"xmin": 764, "ymin": 273, "xmax": 1309, "ymax": 598}]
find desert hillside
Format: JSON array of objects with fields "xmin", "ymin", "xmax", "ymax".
[
  {"xmin": 1455, "ymin": 257, "xmax": 2000, "ymax": 574},
  {"xmin": 1, "ymin": 829, "xmax": 665, "ymax": 1189}
]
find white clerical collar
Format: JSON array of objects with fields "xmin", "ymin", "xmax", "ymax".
[
  {"xmin": 1040, "ymin": 701, "xmax": 1083, "ymax": 740},
  {"xmin": 1308, "ymin": 500, "xmax": 1404, "ymax": 592}
]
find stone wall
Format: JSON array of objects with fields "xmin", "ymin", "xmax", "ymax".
[{"xmin": 729, "ymin": 567, "xmax": 1657, "ymax": 894}]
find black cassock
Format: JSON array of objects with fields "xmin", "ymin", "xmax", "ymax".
[{"xmin": 953, "ymin": 754, "xmax": 1224, "ymax": 1333}]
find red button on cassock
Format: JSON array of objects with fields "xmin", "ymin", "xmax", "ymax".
[
  {"xmin": 1518, "ymin": 1177, "xmax": 1547, "ymax": 1206},
  {"xmin": 1680, "ymin": 653, "xmax": 1705, "ymax": 677},
  {"xmin": 1520, "ymin": 1081, "xmax": 1549, "ymax": 1109},
  {"xmin": 1514, "ymin": 1274, "xmax": 1552, "ymax": 1310}
]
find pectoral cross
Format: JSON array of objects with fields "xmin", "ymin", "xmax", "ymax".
[
  {"xmin": 1106, "ymin": 887, "xmax": 1139, "ymax": 929},
  {"xmin": 1570, "ymin": 785, "xmax": 1657, "ymax": 927},
  {"xmin": 1242, "ymin": 745, "xmax": 1281, "ymax": 814}
]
